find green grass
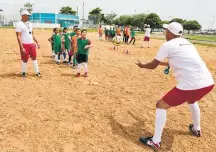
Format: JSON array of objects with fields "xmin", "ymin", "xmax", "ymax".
[
  {"xmin": 151, "ymin": 36, "xmax": 216, "ymax": 47},
  {"xmin": 86, "ymin": 28, "xmax": 97, "ymax": 33},
  {"xmin": 0, "ymin": 26, "xmax": 14, "ymax": 29},
  {"xmin": 186, "ymin": 35, "xmax": 216, "ymax": 42}
]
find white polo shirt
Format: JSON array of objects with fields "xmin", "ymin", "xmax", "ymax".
[
  {"xmin": 145, "ymin": 28, "xmax": 151, "ymax": 37},
  {"xmin": 155, "ymin": 38, "xmax": 214, "ymax": 90},
  {"xmin": 16, "ymin": 21, "xmax": 34, "ymax": 44}
]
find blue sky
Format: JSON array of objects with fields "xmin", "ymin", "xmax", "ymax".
[{"xmin": 0, "ymin": 0, "xmax": 216, "ymax": 29}]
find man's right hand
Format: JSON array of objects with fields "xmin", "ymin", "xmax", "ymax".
[{"xmin": 21, "ymin": 47, "xmax": 26, "ymax": 55}]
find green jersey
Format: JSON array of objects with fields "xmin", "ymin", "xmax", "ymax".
[
  {"xmin": 105, "ymin": 29, "xmax": 108, "ymax": 36},
  {"xmin": 63, "ymin": 33, "xmax": 71, "ymax": 50},
  {"xmin": 77, "ymin": 38, "xmax": 91, "ymax": 55},
  {"xmin": 112, "ymin": 30, "xmax": 116, "ymax": 36},
  {"xmin": 131, "ymin": 30, "xmax": 135, "ymax": 38},
  {"xmin": 53, "ymin": 34, "xmax": 62, "ymax": 53},
  {"xmin": 108, "ymin": 30, "xmax": 112, "ymax": 36}
]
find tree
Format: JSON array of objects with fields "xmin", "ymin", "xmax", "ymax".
[
  {"xmin": 59, "ymin": 6, "xmax": 76, "ymax": 15},
  {"xmin": 131, "ymin": 13, "xmax": 147, "ymax": 29},
  {"xmin": 89, "ymin": 7, "xmax": 102, "ymax": 16},
  {"xmin": 170, "ymin": 18, "xmax": 185, "ymax": 24},
  {"xmin": 162, "ymin": 20, "xmax": 170, "ymax": 24},
  {"xmin": 183, "ymin": 20, "xmax": 202, "ymax": 34},
  {"xmin": 20, "ymin": 2, "xmax": 34, "ymax": 14},
  {"xmin": 114, "ymin": 15, "xmax": 131, "ymax": 26},
  {"xmin": 89, "ymin": 7, "xmax": 103, "ymax": 25},
  {"xmin": 144, "ymin": 13, "xmax": 162, "ymax": 29},
  {"xmin": 105, "ymin": 12, "xmax": 117, "ymax": 25}
]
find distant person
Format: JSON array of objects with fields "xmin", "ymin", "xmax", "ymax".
[
  {"xmin": 141, "ymin": 24, "xmax": 151, "ymax": 48},
  {"xmin": 48, "ymin": 28, "xmax": 62, "ymax": 64},
  {"xmin": 70, "ymin": 28, "xmax": 81, "ymax": 68},
  {"xmin": 104, "ymin": 27, "xmax": 108, "ymax": 41},
  {"xmin": 136, "ymin": 22, "xmax": 214, "ymax": 150},
  {"xmin": 98, "ymin": 25, "xmax": 103, "ymax": 41},
  {"xmin": 125, "ymin": 26, "xmax": 130, "ymax": 43},
  {"xmin": 16, "ymin": 10, "xmax": 41, "ymax": 77},
  {"xmin": 111, "ymin": 27, "xmax": 116, "ymax": 39},
  {"xmin": 116, "ymin": 26, "xmax": 121, "ymax": 36},
  {"xmin": 108, "ymin": 28, "xmax": 112, "ymax": 41},
  {"xmin": 76, "ymin": 29, "xmax": 93, "ymax": 77},
  {"xmin": 70, "ymin": 25, "xmax": 78, "ymax": 37},
  {"xmin": 63, "ymin": 27, "xmax": 71, "ymax": 63},
  {"xmin": 50, "ymin": 28, "xmax": 55, "ymax": 58},
  {"xmin": 112, "ymin": 34, "xmax": 123, "ymax": 50},
  {"xmin": 129, "ymin": 28, "xmax": 136, "ymax": 45},
  {"xmin": 123, "ymin": 26, "xmax": 127, "ymax": 43}
]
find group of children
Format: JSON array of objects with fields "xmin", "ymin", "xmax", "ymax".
[
  {"xmin": 99, "ymin": 24, "xmax": 151, "ymax": 49},
  {"xmin": 48, "ymin": 26, "xmax": 92, "ymax": 77}
]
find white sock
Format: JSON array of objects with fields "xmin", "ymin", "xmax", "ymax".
[
  {"xmin": 55, "ymin": 55, "xmax": 58, "ymax": 62},
  {"xmin": 189, "ymin": 102, "xmax": 201, "ymax": 130},
  {"xmin": 77, "ymin": 64, "xmax": 82, "ymax": 73},
  {"xmin": 152, "ymin": 109, "xmax": 167, "ymax": 143},
  {"xmin": 21, "ymin": 61, "xmax": 27, "ymax": 73},
  {"xmin": 33, "ymin": 60, "xmax": 39, "ymax": 73},
  {"xmin": 83, "ymin": 63, "xmax": 88, "ymax": 73}
]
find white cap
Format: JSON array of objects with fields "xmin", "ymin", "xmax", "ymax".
[
  {"xmin": 163, "ymin": 22, "xmax": 183, "ymax": 35},
  {"xmin": 20, "ymin": 10, "xmax": 30, "ymax": 16},
  {"xmin": 147, "ymin": 25, "xmax": 150, "ymax": 28}
]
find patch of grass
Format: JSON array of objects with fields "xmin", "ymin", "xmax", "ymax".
[
  {"xmin": 151, "ymin": 36, "xmax": 216, "ymax": 47},
  {"xmin": 86, "ymin": 28, "xmax": 97, "ymax": 33},
  {"xmin": 192, "ymin": 41, "xmax": 216, "ymax": 47},
  {"xmin": 0, "ymin": 26, "xmax": 15, "ymax": 29},
  {"xmin": 186, "ymin": 35, "xmax": 216, "ymax": 42}
]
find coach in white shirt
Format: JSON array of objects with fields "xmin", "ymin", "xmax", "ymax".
[
  {"xmin": 141, "ymin": 24, "xmax": 151, "ymax": 48},
  {"xmin": 16, "ymin": 10, "xmax": 41, "ymax": 77},
  {"xmin": 136, "ymin": 22, "xmax": 214, "ymax": 150}
]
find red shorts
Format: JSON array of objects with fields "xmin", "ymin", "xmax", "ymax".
[
  {"xmin": 144, "ymin": 36, "xmax": 150, "ymax": 41},
  {"xmin": 21, "ymin": 43, "xmax": 36, "ymax": 61},
  {"xmin": 162, "ymin": 85, "xmax": 214, "ymax": 106}
]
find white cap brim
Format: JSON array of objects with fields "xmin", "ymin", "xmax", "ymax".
[{"xmin": 163, "ymin": 24, "xmax": 168, "ymax": 29}]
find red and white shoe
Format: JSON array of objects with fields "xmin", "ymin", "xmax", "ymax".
[
  {"xmin": 140, "ymin": 136, "xmax": 160, "ymax": 150},
  {"xmin": 76, "ymin": 73, "xmax": 81, "ymax": 78}
]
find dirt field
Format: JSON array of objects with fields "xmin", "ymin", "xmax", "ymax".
[{"xmin": 0, "ymin": 29, "xmax": 215, "ymax": 152}]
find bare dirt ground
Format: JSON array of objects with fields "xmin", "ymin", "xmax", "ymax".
[{"xmin": 0, "ymin": 29, "xmax": 215, "ymax": 152}]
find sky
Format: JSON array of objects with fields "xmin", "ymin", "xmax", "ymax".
[{"xmin": 0, "ymin": 0, "xmax": 216, "ymax": 29}]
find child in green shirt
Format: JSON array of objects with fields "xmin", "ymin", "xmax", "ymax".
[
  {"xmin": 76, "ymin": 29, "xmax": 92, "ymax": 77},
  {"xmin": 48, "ymin": 28, "xmax": 62, "ymax": 64},
  {"xmin": 63, "ymin": 27, "xmax": 71, "ymax": 63},
  {"xmin": 129, "ymin": 27, "xmax": 136, "ymax": 45}
]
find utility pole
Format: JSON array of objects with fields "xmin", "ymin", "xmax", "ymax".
[
  {"xmin": 211, "ymin": 16, "xmax": 215, "ymax": 30},
  {"xmin": 77, "ymin": 6, "xmax": 78, "ymax": 25}
]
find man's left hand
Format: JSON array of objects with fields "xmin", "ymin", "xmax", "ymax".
[{"xmin": 37, "ymin": 43, "xmax": 40, "ymax": 49}]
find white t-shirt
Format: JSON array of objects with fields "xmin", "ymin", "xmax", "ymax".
[
  {"xmin": 145, "ymin": 28, "xmax": 151, "ymax": 37},
  {"xmin": 155, "ymin": 38, "xmax": 214, "ymax": 90},
  {"xmin": 16, "ymin": 21, "xmax": 34, "ymax": 44}
]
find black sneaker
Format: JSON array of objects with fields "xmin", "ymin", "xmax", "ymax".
[
  {"xmin": 189, "ymin": 124, "xmax": 201, "ymax": 137},
  {"xmin": 21, "ymin": 72, "xmax": 27, "ymax": 77},
  {"xmin": 36, "ymin": 72, "xmax": 42, "ymax": 77},
  {"xmin": 140, "ymin": 136, "xmax": 160, "ymax": 150}
]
